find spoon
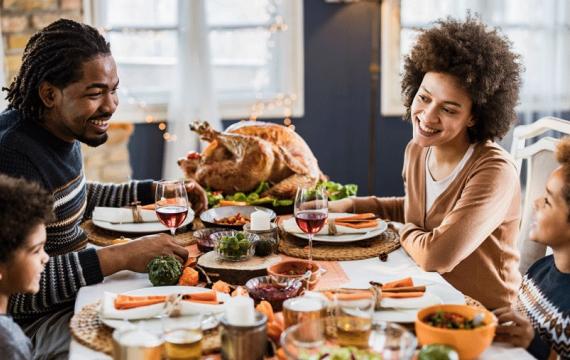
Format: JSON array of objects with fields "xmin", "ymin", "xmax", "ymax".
[{"xmin": 472, "ymin": 312, "xmax": 485, "ymax": 327}]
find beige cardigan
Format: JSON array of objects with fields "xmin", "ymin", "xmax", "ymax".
[{"xmin": 354, "ymin": 141, "xmax": 521, "ymax": 309}]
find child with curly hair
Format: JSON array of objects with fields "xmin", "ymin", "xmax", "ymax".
[
  {"xmin": 0, "ymin": 175, "xmax": 52, "ymax": 360},
  {"xmin": 330, "ymin": 15, "xmax": 523, "ymax": 309},
  {"xmin": 494, "ymin": 137, "xmax": 570, "ymax": 360}
]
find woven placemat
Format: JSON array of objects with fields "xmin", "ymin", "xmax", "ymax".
[
  {"xmin": 70, "ymin": 301, "xmax": 221, "ymax": 355},
  {"xmin": 278, "ymin": 225, "xmax": 401, "ymax": 261},
  {"xmin": 82, "ymin": 219, "xmax": 201, "ymax": 247}
]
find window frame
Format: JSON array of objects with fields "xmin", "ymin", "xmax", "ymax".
[
  {"xmin": 83, "ymin": 0, "xmax": 304, "ymax": 122},
  {"xmin": 381, "ymin": 0, "xmax": 570, "ymax": 117}
]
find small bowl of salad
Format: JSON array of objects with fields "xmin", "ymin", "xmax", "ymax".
[
  {"xmin": 415, "ymin": 304, "xmax": 497, "ymax": 359},
  {"xmin": 267, "ymin": 260, "xmax": 325, "ymax": 290},
  {"xmin": 210, "ymin": 231, "xmax": 259, "ymax": 261}
]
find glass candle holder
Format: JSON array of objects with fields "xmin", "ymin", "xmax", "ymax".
[{"xmin": 243, "ymin": 222, "xmax": 279, "ymax": 255}]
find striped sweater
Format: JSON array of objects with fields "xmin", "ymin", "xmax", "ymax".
[
  {"xmin": 516, "ymin": 255, "xmax": 570, "ymax": 360},
  {"xmin": 0, "ymin": 109, "xmax": 153, "ymax": 321}
]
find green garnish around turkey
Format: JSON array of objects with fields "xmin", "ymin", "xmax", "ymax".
[{"xmin": 216, "ymin": 232, "xmax": 252, "ymax": 259}]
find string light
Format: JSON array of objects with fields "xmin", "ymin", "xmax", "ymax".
[{"xmin": 104, "ymin": 0, "xmax": 296, "ymax": 143}]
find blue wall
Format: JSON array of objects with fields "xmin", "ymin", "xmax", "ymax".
[{"xmin": 130, "ymin": 0, "xmax": 412, "ymax": 197}]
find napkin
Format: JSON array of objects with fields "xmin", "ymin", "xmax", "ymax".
[
  {"xmin": 100, "ymin": 292, "xmax": 226, "ymax": 320},
  {"xmin": 281, "ymin": 215, "xmax": 381, "ymax": 235},
  {"xmin": 92, "ymin": 207, "xmax": 158, "ymax": 224},
  {"xmin": 377, "ymin": 277, "xmax": 441, "ymax": 309}
]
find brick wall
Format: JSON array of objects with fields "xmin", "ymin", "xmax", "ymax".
[
  {"xmin": 1, "ymin": 0, "xmax": 83, "ymax": 83},
  {"xmin": 1, "ymin": 0, "xmax": 135, "ymax": 183}
]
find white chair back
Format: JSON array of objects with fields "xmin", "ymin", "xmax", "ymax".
[{"xmin": 510, "ymin": 117, "xmax": 570, "ymax": 274}]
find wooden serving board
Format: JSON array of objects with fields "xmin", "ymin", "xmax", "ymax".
[{"xmin": 197, "ymin": 252, "xmax": 282, "ymax": 285}]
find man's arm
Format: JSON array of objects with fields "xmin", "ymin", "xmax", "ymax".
[{"xmin": 84, "ymin": 180, "xmax": 154, "ymax": 218}]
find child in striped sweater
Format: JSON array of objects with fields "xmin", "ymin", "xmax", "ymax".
[
  {"xmin": 0, "ymin": 175, "xmax": 52, "ymax": 360},
  {"xmin": 494, "ymin": 137, "xmax": 570, "ymax": 360}
]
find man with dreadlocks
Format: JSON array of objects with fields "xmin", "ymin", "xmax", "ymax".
[{"xmin": 0, "ymin": 19, "xmax": 206, "ymax": 359}]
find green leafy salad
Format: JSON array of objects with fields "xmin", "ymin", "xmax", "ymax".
[
  {"xmin": 298, "ymin": 346, "xmax": 382, "ymax": 360},
  {"xmin": 207, "ymin": 180, "xmax": 358, "ymax": 207}
]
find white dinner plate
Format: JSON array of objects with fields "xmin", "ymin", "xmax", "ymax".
[
  {"xmin": 92, "ymin": 209, "xmax": 194, "ymax": 234},
  {"xmin": 100, "ymin": 286, "xmax": 228, "ymax": 331},
  {"xmin": 374, "ymin": 282, "xmax": 465, "ymax": 323},
  {"xmin": 284, "ymin": 213, "xmax": 388, "ymax": 243}
]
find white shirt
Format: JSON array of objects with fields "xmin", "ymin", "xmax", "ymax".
[{"xmin": 425, "ymin": 144, "xmax": 475, "ymax": 212}]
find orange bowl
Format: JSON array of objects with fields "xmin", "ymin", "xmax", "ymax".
[
  {"xmin": 267, "ymin": 260, "xmax": 324, "ymax": 290},
  {"xmin": 415, "ymin": 304, "xmax": 497, "ymax": 359}
]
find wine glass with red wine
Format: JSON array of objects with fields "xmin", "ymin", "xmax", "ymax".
[
  {"xmin": 155, "ymin": 180, "xmax": 189, "ymax": 237},
  {"xmin": 294, "ymin": 185, "xmax": 328, "ymax": 262}
]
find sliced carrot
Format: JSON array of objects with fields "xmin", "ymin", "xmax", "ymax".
[
  {"xmin": 212, "ymin": 280, "xmax": 231, "ymax": 294},
  {"xmin": 218, "ymin": 200, "xmax": 248, "ymax": 207},
  {"xmin": 178, "ymin": 267, "xmax": 200, "ymax": 286},
  {"xmin": 274, "ymin": 312, "xmax": 284, "ymax": 329},
  {"xmin": 256, "ymin": 300, "xmax": 275, "ymax": 322},
  {"xmin": 267, "ymin": 321, "xmax": 282, "ymax": 342},
  {"xmin": 142, "ymin": 198, "xmax": 178, "ymax": 210},
  {"xmin": 382, "ymin": 291, "xmax": 425, "ymax": 298},
  {"xmin": 183, "ymin": 290, "xmax": 217, "ymax": 302},
  {"xmin": 276, "ymin": 348, "xmax": 287, "ymax": 360},
  {"xmin": 183, "ymin": 299, "xmax": 221, "ymax": 305},
  {"xmin": 114, "ymin": 295, "xmax": 166, "ymax": 310},
  {"xmin": 334, "ymin": 213, "xmax": 377, "ymax": 222},
  {"xmin": 382, "ymin": 277, "xmax": 414, "ymax": 289},
  {"xmin": 324, "ymin": 291, "xmax": 372, "ymax": 301},
  {"xmin": 335, "ymin": 220, "xmax": 378, "ymax": 229}
]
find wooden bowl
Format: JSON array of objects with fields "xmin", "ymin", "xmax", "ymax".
[
  {"xmin": 415, "ymin": 304, "xmax": 497, "ymax": 359},
  {"xmin": 267, "ymin": 260, "xmax": 324, "ymax": 290}
]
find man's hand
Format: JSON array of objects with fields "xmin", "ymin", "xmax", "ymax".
[
  {"xmin": 493, "ymin": 306, "xmax": 534, "ymax": 349},
  {"xmin": 97, "ymin": 233, "xmax": 189, "ymax": 276},
  {"xmin": 184, "ymin": 179, "xmax": 208, "ymax": 214}
]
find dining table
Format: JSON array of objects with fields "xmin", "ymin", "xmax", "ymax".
[{"xmin": 69, "ymin": 220, "xmax": 536, "ymax": 360}]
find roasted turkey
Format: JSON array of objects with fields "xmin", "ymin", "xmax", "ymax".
[{"xmin": 178, "ymin": 121, "xmax": 325, "ymax": 199}]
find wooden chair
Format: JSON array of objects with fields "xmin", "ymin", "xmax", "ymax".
[{"xmin": 510, "ymin": 116, "xmax": 570, "ymax": 274}]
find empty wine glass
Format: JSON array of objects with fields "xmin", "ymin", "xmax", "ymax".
[
  {"xmin": 155, "ymin": 180, "xmax": 189, "ymax": 237},
  {"xmin": 294, "ymin": 185, "xmax": 328, "ymax": 262}
]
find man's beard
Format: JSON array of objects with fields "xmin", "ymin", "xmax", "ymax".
[{"xmin": 77, "ymin": 132, "xmax": 108, "ymax": 147}]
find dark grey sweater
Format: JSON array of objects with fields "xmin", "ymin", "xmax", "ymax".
[{"xmin": 0, "ymin": 109, "xmax": 154, "ymax": 322}]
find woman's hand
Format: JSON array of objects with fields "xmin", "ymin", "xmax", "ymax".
[
  {"xmin": 328, "ymin": 197, "xmax": 354, "ymax": 213},
  {"xmin": 493, "ymin": 306, "xmax": 534, "ymax": 349}
]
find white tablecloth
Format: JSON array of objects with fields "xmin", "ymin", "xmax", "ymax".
[{"xmin": 69, "ymin": 248, "xmax": 535, "ymax": 359}]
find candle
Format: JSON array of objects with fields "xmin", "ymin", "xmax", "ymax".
[
  {"xmin": 225, "ymin": 296, "xmax": 256, "ymax": 326},
  {"xmin": 250, "ymin": 210, "xmax": 270, "ymax": 231},
  {"xmin": 119, "ymin": 329, "xmax": 162, "ymax": 347}
]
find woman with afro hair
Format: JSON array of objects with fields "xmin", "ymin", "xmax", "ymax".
[{"xmin": 330, "ymin": 15, "xmax": 523, "ymax": 309}]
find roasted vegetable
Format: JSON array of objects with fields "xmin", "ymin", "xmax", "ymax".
[
  {"xmin": 178, "ymin": 267, "xmax": 199, "ymax": 286},
  {"xmin": 146, "ymin": 255, "xmax": 183, "ymax": 286},
  {"xmin": 212, "ymin": 280, "xmax": 231, "ymax": 294},
  {"xmin": 254, "ymin": 239, "xmax": 274, "ymax": 257}
]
